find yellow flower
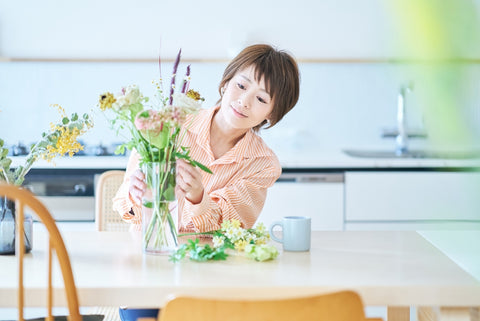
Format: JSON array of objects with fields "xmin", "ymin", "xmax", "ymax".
[
  {"xmin": 221, "ymin": 219, "xmax": 232, "ymax": 230},
  {"xmin": 234, "ymin": 239, "xmax": 248, "ymax": 251},
  {"xmin": 186, "ymin": 89, "xmax": 204, "ymax": 101},
  {"xmin": 255, "ymin": 236, "xmax": 268, "ymax": 245},
  {"xmin": 99, "ymin": 92, "xmax": 116, "ymax": 110},
  {"xmin": 231, "ymin": 219, "xmax": 241, "ymax": 229},
  {"xmin": 42, "ymin": 125, "xmax": 84, "ymax": 161},
  {"xmin": 41, "ymin": 105, "xmax": 93, "ymax": 162}
]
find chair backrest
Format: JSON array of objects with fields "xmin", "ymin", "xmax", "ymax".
[
  {"xmin": 95, "ymin": 170, "xmax": 129, "ymax": 231},
  {"xmin": 158, "ymin": 291, "xmax": 383, "ymax": 321},
  {"xmin": 0, "ymin": 183, "xmax": 82, "ymax": 321}
]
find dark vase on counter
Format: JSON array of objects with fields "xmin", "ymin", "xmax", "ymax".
[{"xmin": 0, "ymin": 196, "xmax": 33, "ymax": 255}]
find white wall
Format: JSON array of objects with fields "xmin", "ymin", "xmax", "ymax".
[
  {"xmin": 1, "ymin": 0, "xmax": 479, "ymax": 59},
  {"xmin": 1, "ymin": 1, "xmax": 479, "ymax": 163}
]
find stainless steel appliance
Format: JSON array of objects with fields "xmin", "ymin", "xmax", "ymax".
[
  {"xmin": 23, "ymin": 168, "xmax": 105, "ymax": 221},
  {"xmin": 15, "ymin": 142, "xmax": 127, "ymax": 221}
]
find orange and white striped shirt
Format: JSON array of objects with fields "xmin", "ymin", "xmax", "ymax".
[{"xmin": 112, "ymin": 105, "xmax": 282, "ymax": 233}]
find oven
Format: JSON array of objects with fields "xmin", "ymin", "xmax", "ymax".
[{"xmin": 23, "ymin": 168, "xmax": 108, "ymax": 221}]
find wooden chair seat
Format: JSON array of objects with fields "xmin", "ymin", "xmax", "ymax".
[{"xmin": 149, "ymin": 291, "xmax": 383, "ymax": 321}]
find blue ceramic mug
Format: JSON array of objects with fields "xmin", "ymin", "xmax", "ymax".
[{"xmin": 269, "ymin": 216, "xmax": 311, "ymax": 251}]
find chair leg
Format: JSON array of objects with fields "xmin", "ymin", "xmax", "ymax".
[
  {"xmin": 388, "ymin": 306, "xmax": 410, "ymax": 321},
  {"xmin": 418, "ymin": 307, "xmax": 479, "ymax": 321}
]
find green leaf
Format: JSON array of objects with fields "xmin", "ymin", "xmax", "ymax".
[
  {"xmin": 0, "ymin": 139, "xmax": 3, "ymax": 147},
  {"xmin": 169, "ymin": 238, "xmax": 229, "ymax": 262},
  {"xmin": 140, "ymin": 127, "xmax": 169, "ymax": 149},
  {"xmin": 192, "ymin": 160, "xmax": 213, "ymax": 174},
  {"xmin": 129, "ymin": 103, "xmax": 144, "ymax": 120},
  {"xmin": 163, "ymin": 185, "xmax": 175, "ymax": 201},
  {"xmin": 71, "ymin": 113, "xmax": 79, "ymax": 121},
  {"xmin": 143, "ymin": 201, "xmax": 153, "ymax": 208},
  {"xmin": 0, "ymin": 158, "xmax": 12, "ymax": 169},
  {"xmin": 62, "ymin": 117, "xmax": 69, "ymax": 125},
  {"xmin": 138, "ymin": 111, "xmax": 150, "ymax": 118},
  {"xmin": 114, "ymin": 144, "xmax": 126, "ymax": 155}
]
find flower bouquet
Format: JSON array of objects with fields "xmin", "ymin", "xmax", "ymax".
[
  {"xmin": 98, "ymin": 49, "xmax": 211, "ymax": 254},
  {"xmin": 0, "ymin": 105, "xmax": 92, "ymax": 254},
  {"xmin": 170, "ymin": 219, "xmax": 279, "ymax": 262}
]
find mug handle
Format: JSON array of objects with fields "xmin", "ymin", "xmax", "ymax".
[{"xmin": 269, "ymin": 221, "xmax": 283, "ymax": 243}]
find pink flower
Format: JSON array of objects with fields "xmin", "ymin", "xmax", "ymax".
[{"xmin": 134, "ymin": 110, "xmax": 163, "ymax": 134}]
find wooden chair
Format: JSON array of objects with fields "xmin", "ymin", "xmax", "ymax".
[
  {"xmin": 95, "ymin": 170, "xmax": 129, "ymax": 232},
  {"xmin": 154, "ymin": 291, "xmax": 383, "ymax": 321},
  {"xmin": 91, "ymin": 170, "xmax": 127, "ymax": 320},
  {"xmin": 0, "ymin": 183, "xmax": 103, "ymax": 321}
]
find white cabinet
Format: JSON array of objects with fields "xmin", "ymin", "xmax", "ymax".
[
  {"xmin": 345, "ymin": 171, "xmax": 480, "ymax": 230},
  {"xmin": 260, "ymin": 173, "xmax": 344, "ymax": 231}
]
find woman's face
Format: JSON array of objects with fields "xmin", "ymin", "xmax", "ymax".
[{"xmin": 219, "ymin": 65, "xmax": 274, "ymax": 131}]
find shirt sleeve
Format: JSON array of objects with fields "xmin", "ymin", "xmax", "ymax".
[
  {"xmin": 181, "ymin": 157, "xmax": 282, "ymax": 232},
  {"xmin": 112, "ymin": 150, "xmax": 142, "ymax": 227}
]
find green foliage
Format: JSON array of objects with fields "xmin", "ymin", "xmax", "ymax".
[
  {"xmin": 169, "ymin": 238, "xmax": 233, "ymax": 263},
  {"xmin": 169, "ymin": 220, "xmax": 277, "ymax": 263},
  {"xmin": 0, "ymin": 109, "xmax": 93, "ymax": 186}
]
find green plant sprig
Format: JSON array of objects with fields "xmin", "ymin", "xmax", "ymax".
[
  {"xmin": 0, "ymin": 112, "xmax": 92, "ymax": 186},
  {"xmin": 169, "ymin": 238, "xmax": 234, "ymax": 263}
]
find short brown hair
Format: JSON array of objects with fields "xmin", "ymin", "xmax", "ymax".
[{"xmin": 218, "ymin": 44, "xmax": 300, "ymax": 131}]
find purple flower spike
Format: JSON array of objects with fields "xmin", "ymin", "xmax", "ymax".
[
  {"xmin": 169, "ymin": 49, "xmax": 182, "ymax": 105},
  {"xmin": 181, "ymin": 64, "xmax": 191, "ymax": 94}
]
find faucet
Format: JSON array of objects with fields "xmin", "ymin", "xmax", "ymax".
[
  {"xmin": 395, "ymin": 83, "xmax": 413, "ymax": 155},
  {"xmin": 381, "ymin": 82, "xmax": 427, "ymax": 154}
]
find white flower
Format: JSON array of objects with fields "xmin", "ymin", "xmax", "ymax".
[
  {"xmin": 212, "ymin": 235, "xmax": 225, "ymax": 248},
  {"xmin": 172, "ymin": 92, "xmax": 202, "ymax": 113},
  {"xmin": 224, "ymin": 227, "xmax": 236, "ymax": 240},
  {"xmin": 255, "ymin": 223, "xmax": 267, "ymax": 235},
  {"xmin": 113, "ymin": 85, "xmax": 143, "ymax": 110}
]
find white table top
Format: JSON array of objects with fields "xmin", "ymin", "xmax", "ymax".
[{"xmin": 0, "ymin": 229, "xmax": 479, "ymax": 308}]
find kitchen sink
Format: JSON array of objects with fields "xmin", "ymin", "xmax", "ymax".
[{"xmin": 343, "ymin": 149, "xmax": 480, "ymax": 159}]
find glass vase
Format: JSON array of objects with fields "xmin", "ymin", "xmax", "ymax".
[
  {"xmin": 0, "ymin": 196, "xmax": 33, "ymax": 255},
  {"xmin": 141, "ymin": 161, "xmax": 178, "ymax": 255}
]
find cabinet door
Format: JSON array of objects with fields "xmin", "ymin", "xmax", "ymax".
[
  {"xmin": 260, "ymin": 174, "xmax": 344, "ymax": 231},
  {"xmin": 345, "ymin": 171, "xmax": 480, "ymax": 222}
]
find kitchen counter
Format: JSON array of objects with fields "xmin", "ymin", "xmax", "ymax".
[{"xmin": 9, "ymin": 151, "xmax": 480, "ymax": 170}]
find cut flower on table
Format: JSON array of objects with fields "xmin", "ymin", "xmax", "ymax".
[{"xmin": 170, "ymin": 219, "xmax": 279, "ymax": 262}]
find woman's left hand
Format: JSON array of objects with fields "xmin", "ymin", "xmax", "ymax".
[{"xmin": 176, "ymin": 159, "xmax": 204, "ymax": 204}]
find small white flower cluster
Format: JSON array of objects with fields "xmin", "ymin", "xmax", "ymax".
[{"xmin": 213, "ymin": 220, "xmax": 270, "ymax": 251}]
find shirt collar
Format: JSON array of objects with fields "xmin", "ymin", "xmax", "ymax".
[{"xmin": 186, "ymin": 106, "xmax": 271, "ymax": 164}]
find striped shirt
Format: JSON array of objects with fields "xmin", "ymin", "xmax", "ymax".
[{"xmin": 112, "ymin": 105, "xmax": 282, "ymax": 233}]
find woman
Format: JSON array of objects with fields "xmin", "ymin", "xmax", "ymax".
[
  {"xmin": 113, "ymin": 44, "xmax": 300, "ymax": 234},
  {"xmin": 113, "ymin": 43, "xmax": 300, "ymax": 320}
]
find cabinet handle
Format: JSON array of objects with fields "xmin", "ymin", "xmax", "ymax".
[{"xmin": 277, "ymin": 174, "xmax": 344, "ymax": 183}]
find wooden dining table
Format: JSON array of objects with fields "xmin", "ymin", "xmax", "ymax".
[{"xmin": 0, "ymin": 227, "xmax": 479, "ymax": 321}]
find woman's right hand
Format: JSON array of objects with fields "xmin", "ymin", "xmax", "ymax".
[{"xmin": 128, "ymin": 169, "xmax": 146, "ymax": 206}]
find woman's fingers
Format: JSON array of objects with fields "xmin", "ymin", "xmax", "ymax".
[
  {"xmin": 129, "ymin": 169, "xmax": 146, "ymax": 205},
  {"xmin": 176, "ymin": 159, "xmax": 204, "ymax": 204}
]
